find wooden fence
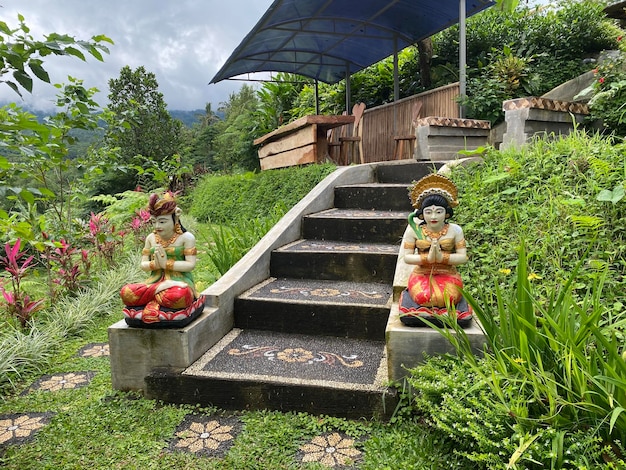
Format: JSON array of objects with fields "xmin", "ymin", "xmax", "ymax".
[{"xmin": 331, "ymin": 82, "xmax": 461, "ymax": 162}]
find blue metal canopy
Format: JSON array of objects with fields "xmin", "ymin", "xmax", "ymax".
[{"xmin": 211, "ymin": 0, "xmax": 494, "ymax": 85}]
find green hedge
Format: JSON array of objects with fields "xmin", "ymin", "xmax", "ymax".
[{"xmin": 187, "ymin": 164, "xmax": 336, "ymax": 225}]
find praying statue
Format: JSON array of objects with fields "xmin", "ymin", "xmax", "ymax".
[
  {"xmin": 120, "ymin": 191, "xmax": 205, "ymax": 328},
  {"xmin": 398, "ymin": 174, "xmax": 472, "ymax": 327}
]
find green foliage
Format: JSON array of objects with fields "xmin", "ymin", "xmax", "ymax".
[
  {"xmin": 188, "ymin": 163, "xmax": 336, "ymax": 225},
  {"xmin": 213, "ymin": 84, "xmax": 260, "ymax": 172},
  {"xmin": 407, "ymin": 357, "xmax": 614, "ymax": 468},
  {"xmin": 189, "ymin": 164, "xmax": 336, "ymax": 275},
  {"xmin": 0, "ymin": 14, "xmax": 112, "ymax": 98},
  {"xmin": 254, "ymin": 73, "xmax": 310, "ymax": 134},
  {"xmin": 588, "ymin": 53, "xmax": 626, "ymax": 137},
  {"xmin": 179, "ymin": 103, "xmax": 221, "ymax": 172},
  {"xmin": 401, "ymin": 131, "xmax": 626, "ymax": 467},
  {"xmin": 437, "ymin": 0, "xmax": 622, "ymax": 123},
  {"xmin": 451, "ymin": 131, "xmax": 626, "ymax": 302},
  {"xmin": 0, "ymin": 256, "xmax": 140, "ymax": 392},
  {"xmin": 206, "ymin": 215, "xmax": 280, "ymax": 276},
  {"xmin": 92, "ymin": 189, "xmax": 151, "ymax": 229}
]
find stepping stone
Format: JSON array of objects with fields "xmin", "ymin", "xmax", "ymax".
[
  {"xmin": 0, "ymin": 412, "xmax": 53, "ymax": 453},
  {"xmin": 168, "ymin": 414, "xmax": 242, "ymax": 457},
  {"xmin": 27, "ymin": 371, "xmax": 95, "ymax": 393},
  {"xmin": 77, "ymin": 342, "xmax": 110, "ymax": 358},
  {"xmin": 297, "ymin": 431, "xmax": 363, "ymax": 468}
]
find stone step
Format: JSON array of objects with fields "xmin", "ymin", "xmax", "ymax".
[
  {"xmin": 334, "ymin": 183, "xmax": 413, "ymax": 211},
  {"xmin": 374, "ymin": 160, "xmax": 444, "ymax": 184},
  {"xmin": 270, "ymin": 239, "xmax": 399, "ymax": 282},
  {"xmin": 302, "ymin": 208, "xmax": 408, "ymax": 244},
  {"xmin": 234, "ymin": 277, "xmax": 392, "ymax": 339},
  {"xmin": 145, "ymin": 328, "xmax": 397, "ymax": 419}
]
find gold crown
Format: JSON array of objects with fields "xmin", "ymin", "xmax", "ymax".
[{"xmin": 409, "ymin": 174, "xmax": 458, "ymax": 209}]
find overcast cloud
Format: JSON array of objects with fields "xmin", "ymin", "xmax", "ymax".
[{"xmin": 0, "ymin": 0, "xmax": 273, "ymax": 112}]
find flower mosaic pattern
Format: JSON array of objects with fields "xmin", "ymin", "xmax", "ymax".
[
  {"xmin": 299, "ymin": 432, "xmax": 362, "ymax": 467},
  {"xmin": 30, "ymin": 371, "xmax": 94, "ymax": 392},
  {"xmin": 0, "ymin": 413, "xmax": 52, "ymax": 451},
  {"xmin": 169, "ymin": 415, "xmax": 241, "ymax": 457},
  {"xmin": 297, "ymin": 241, "xmax": 397, "ymax": 253},
  {"xmin": 77, "ymin": 342, "xmax": 110, "ymax": 358},
  {"xmin": 269, "ymin": 285, "xmax": 384, "ymax": 300},
  {"xmin": 228, "ymin": 345, "xmax": 363, "ymax": 368}
]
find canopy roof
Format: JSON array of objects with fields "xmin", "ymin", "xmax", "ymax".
[{"xmin": 211, "ymin": 0, "xmax": 494, "ymax": 85}]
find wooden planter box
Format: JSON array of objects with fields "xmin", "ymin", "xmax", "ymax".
[{"xmin": 254, "ymin": 115, "xmax": 354, "ymax": 170}]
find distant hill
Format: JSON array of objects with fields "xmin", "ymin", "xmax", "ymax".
[
  {"xmin": 169, "ymin": 109, "xmax": 206, "ymax": 127},
  {"xmin": 0, "ymin": 104, "xmax": 220, "ymax": 129}
]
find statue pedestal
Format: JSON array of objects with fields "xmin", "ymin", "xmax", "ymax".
[
  {"xmin": 387, "ymin": 236, "xmax": 486, "ymax": 382},
  {"xmin": 385, "ymin": 303, "xmax": 486, "ymax": 382},
  {"xmin": 108, "ymin": 306, "xmax": 232, "ymax": 391}
]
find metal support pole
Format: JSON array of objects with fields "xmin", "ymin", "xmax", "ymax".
[
  {"xmin": 345, "ymin": 63, "xmax": 351, "ymax": 113},
  {"xmin": 459, "ymin": 0, "xmax": 467, "ymax": 118},
  {"xmin": 393, "ymin": 36, "xmax": 399, "ymax": 102},
  {"xmin": 393, "ymin": 38, "xmax": 400, "ymax": 134},
  {"xmin": 315, "ymin": 79, "xmax": 320, "ymax": 115}
]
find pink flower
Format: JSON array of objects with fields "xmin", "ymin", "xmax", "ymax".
[
  {"xmin": 138, "ymin": 209, "xmax": 151, "ymax": 222},
  {"xmin": 1, "ymin": 288, "xmax": 15, "ymax": 304},
  {"xmin": 88, "ymin": 212, "xmax": 101, "ymax": 236},
  {"xmin": 618, "ymin": 36, "xmax": 622, "ymax": 42},
  {"xmin": 1, "ymin": 239, "xmax": 35, "ymax": 278},
  {"xmin": 599, "ymin": 77, "xmax": 605, "ymax": 84},
  {"xmin": 130, "ymin": 217, "xmax": 142, "ymax": 230}
]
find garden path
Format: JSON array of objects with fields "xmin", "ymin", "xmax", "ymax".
[{"xmin": 0, "ymin": 340, "xmax": 367, "ymax": 468}]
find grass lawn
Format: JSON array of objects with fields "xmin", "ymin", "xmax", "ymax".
[
  {"xmin": 0, "ymin": 306, "xmax": 454, "ymax": 469},
  {"xmin": 0, "ymin": 222, "xmax": 455, "ymax": 469}
]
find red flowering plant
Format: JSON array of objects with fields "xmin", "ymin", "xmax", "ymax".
[
  {"xmin": 129, "ymin": 208, "xmax": 152, "ymax": 247},
  {"xmin": 85, "ymin": 212, "xmax": 124, "ymax": 268},
  {"xmin": 40, "ymin": 239, "xmax": 90, "ymax": 297},
  {"xmin": 0, "ymin": 239, "xmax": 45, "ymax": 329},
  {"xmin": 587, "ymin": 47, "xmax": 626, "ymax": 137}
]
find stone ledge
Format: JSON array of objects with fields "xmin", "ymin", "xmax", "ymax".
[
  {"xmin": 416, "ymin": 116, "xmax": 491, "ymax": 129},
  {"xmin": 503, "ymin": 97, "xmax": 589, "ymax": 115}
]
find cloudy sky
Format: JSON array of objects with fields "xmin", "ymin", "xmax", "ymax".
[
  {"xmin": 0, "ymin": 0, "xmax": 274, "ymax": 112},
  {"xmin": 1, "ymin": 0, "xmax": 551, "ymax": 113}
]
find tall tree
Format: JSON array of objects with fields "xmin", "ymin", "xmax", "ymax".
[
  {"xmin": 214, "ymin": 84, "xmax": 260, "ymax": 172},
  {"xmin": 104, "ymin": 66, "xmax": 182, "ymax": 191}
]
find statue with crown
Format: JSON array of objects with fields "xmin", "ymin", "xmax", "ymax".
[
  {"xmin": 120, "ymin": 191, "xmax": 205, "ymax": 328},
  {"xmin": 399, "ymin": 174, "xmax": 473, "ymax": 327}
]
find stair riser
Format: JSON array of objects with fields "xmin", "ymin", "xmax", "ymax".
[
  {"xmin": 234, "ymin": 299, "xmax": 390, "ymax": 339},
  {"xmin": 302, "ymin": 217, "xmax": 406, "ymax": 243},
  {"xmin": 145, "ymin": 371, "xmax": 397, "ymax": 419},
  {"xmin": 270, "ymin": 251, "xmax": 397, "ymax": 282},
  {"xmin": 375, "ymin": 161, "xmax": 443, "ymax": 183},
  {"xmin": 334, "ymin": 186, "xmax": 412, "ymax": 211}
]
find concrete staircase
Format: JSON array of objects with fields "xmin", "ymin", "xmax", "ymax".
[{"xmin": 142, "ymin": 162, "xmax": 439, "ymax": 419}]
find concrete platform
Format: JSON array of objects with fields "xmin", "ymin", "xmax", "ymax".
[
  {"xmin": 385, "ymin": 303, "xmax": 486, "ymax": 382},
  {"xmin": 108, "ymin": 306, "xmax": 232, "ymax": 391}
]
